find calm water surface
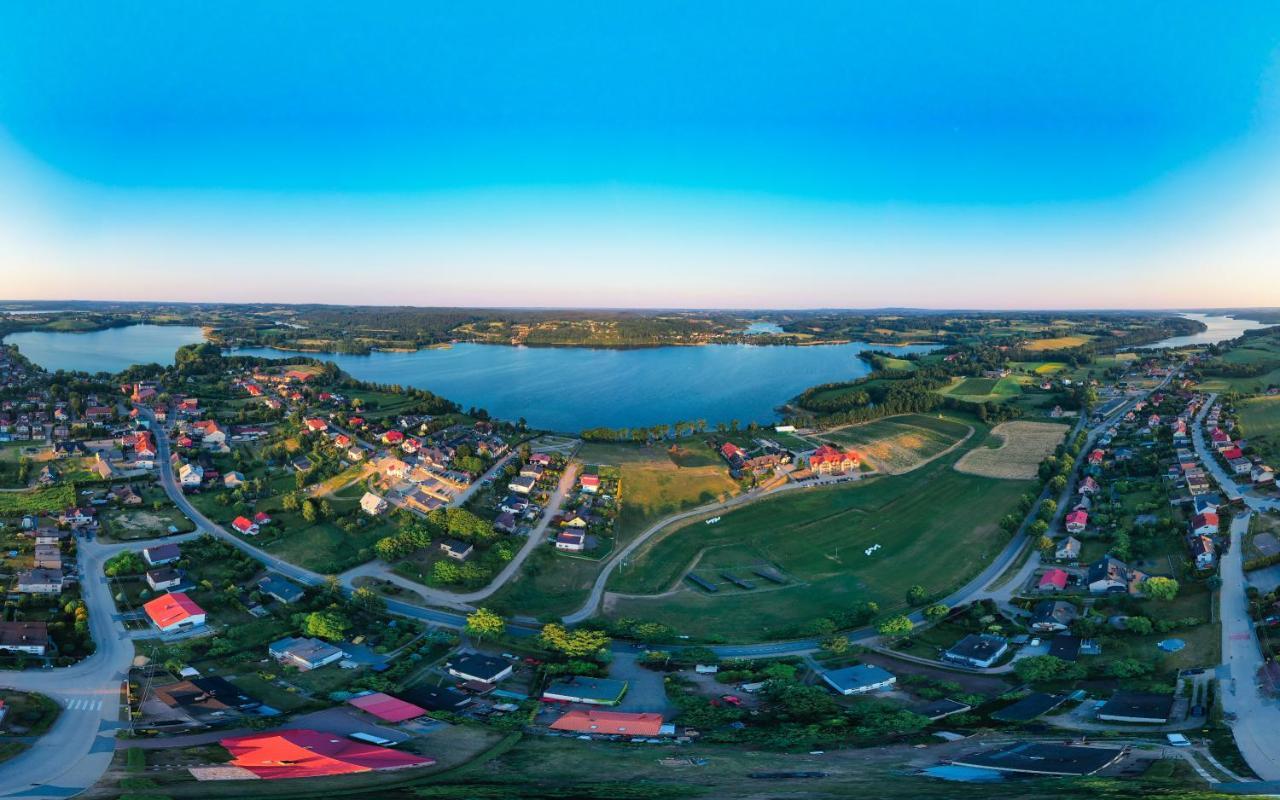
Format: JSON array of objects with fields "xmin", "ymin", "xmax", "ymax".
[
  {"xmin": 1143, "ymin": 312, "xmax": 1266, "ymax": 348},
  {"xmin": 234, "ymin": 341, "xmax": 934, "ymax": 431},
  {"xmin": 7, "ymin": 325, "xmax": 934, "ymax": 431},
  {"xmin": 4, "ymin": 325, "xmax": 206, "ymax": 373}
]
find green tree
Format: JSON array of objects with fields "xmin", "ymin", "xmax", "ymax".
[
  {"xmin": 1014, "ymin": 654, "xmax": 1083, "ymax": 683},
  {"xmin": 877, "ymin": 615, "xmax": 913, "ymax": 638},
  {"xmin": 1144, "ymin": 576, "xmax": 1179, "ymax": 600},
  {"xmin": 302, "ymin": 610, "xmax": 351, "ymax": 641},
  {"xmin": 351, "ymin": 586, "xmax": 386, "ymax": 614},
  {"xmin": 539, "ymin": 623, "xmax": 611, "ymax": 658},
  {"xmin": 906, "ymin": 585, "xmax": 927, "ymax": 605},
  {"xmin": 923, "ymin": 603, "xmax": 949, "ymax": 622},
  {"xmin": 466, "ymin": 608, "xmax": 506, "ymax": 642},
  {"xmin": 1124, "ymin": 616, "xmax": 1153, "ymax": 635}
]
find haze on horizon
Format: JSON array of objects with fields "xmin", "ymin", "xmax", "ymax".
[{"xmin": 3, "ymin": 3, "xmax": 1280, "ymax": 310}]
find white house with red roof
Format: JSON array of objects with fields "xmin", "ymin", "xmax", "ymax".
[
  {"xmin": 808, "ymin": 444, "xmax": 860, "ymax": 474},
  {"xmin": 1190, "ymin": 512, "xmax": 1219, "ymax": 537},
  {"xmin": 232, "ymin": 516, "xmax": 260, "ymax": 536},
  {"xmin": 1065, "ymin": 509, "xmax": 1088, "ymax": 534},
  {"xmin": 143, "ymin": 592, "xmax": 206, "ymax": 633},
  {"xmin": 579, "ymin": 474, "xmax": 601, "ymax": 493}
]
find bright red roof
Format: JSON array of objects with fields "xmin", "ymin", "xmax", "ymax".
[
  {"xmin": 232, "ymin": 516, "xmax": 255, "ymax": 533},
  {"xmin": 221, "ymin": 730, "xmax": 431, "ymax": 779},
  {"xmin": 143, "ymin": 592, "xmax": 204, "ymax": 628},
  {"xmin": 347, "ymin": 692, "xmax": 426, "ymax": 722},
  {"xmin": 1038, "ymin": 568, "xmax": 1069, "ymax": 589},
  {"xmin": 1065, "ymin": 510, "xmax": 1088, "ymax": 525},
  {"xmin": 809, "ymin": 444, "xmax": 859, "ymax": 465},
  {"xmin": 1223, "ymin": 447, "xmax": 1244, "ymax": 460},
  {"xmin": 253, "ymin": 512, "xmax": 271, "ymax": 523},
  {"xmin": 579, "ymin": 474, "xmax": 600, "ymax": 486},
  {"xmin": 1194, "ymin": 512, "xmax": 1219, "ymax": 528},
  {"xmin": 550, "ymin": 709, "xmax": 664, "ymax": 736}
]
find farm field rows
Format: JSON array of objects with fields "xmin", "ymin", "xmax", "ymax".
[
  {"xmin": 936, "ymin": 375, "xmax": 1025, "ymax": 403},
  {"xmin": 604, "ymin": 429, "xmax": 1030, "ymax": 641},
  {"xmin": 819, "ymin": 413, "xmax": 971, "ymax": 473},
  {"xmin": 953, "ymin": 420, "xmax": 1069, "ymax": 479}
]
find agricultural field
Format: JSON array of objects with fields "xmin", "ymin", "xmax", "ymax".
[
  {"xmin": 485, "ymin": 440, "xmax": 739, "ymax": 619},
  {"xmin": 604, "ymin": 431, "xmax": 1031, "ymax": 641},
  {"xmin": 1009, "ymin": 360, "xmax": 1068, "ymax": 375},
  {"xmin": 1238, "ymin": 395, "xmax": 1280, "ymax": 441},
  {"xmin": 1022, "ymin": 334, "xmax": 1094, "ymax": 351},
  {"xmin": 0, "ymin": 485, "xmax": 75, "ymax": 517},
  {"xmin": 818, "ymin": 413, "xmax": 972, "ymax": 474},
  {"xmin": 953, "ymin": 420, "xmax": 1069, "ymax": 479},
  {"xmin": 1196, "ymin": 368, "xmax": 1280, "ymax": 394},
  {"xmin": 936, "ymin": 375, "xmax": 1025, "ymax": 403}
]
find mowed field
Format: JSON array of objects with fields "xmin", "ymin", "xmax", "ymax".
[
  {"xmin": 954, "ymin": 420, "xmax": 1069, "ymax": 479},
  {"xmin": 1239, "ymin": 395, "xmax": 1280, "ymax": 440},
  {"xmin": 937, "ymin": 375, "xmax": 1025, "ymax": 403},
  {"xmin": 605, "ymin": 433, "xmax": 1030, "ymax": 641},
  {"xmin": 485, "ymin": 440, "xmax": 739, "ymax": 619},
  {"xmin": 819, "ymin": 413, "xmax": 971, "ymax": 473},
  {"xmin": 1022, "ymin": 334, "xmax": 1094, "ymax": 351}
]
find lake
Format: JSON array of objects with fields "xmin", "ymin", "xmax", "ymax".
[
  {"xmin": 233, "ymin": 341, "xmax": 936, "ymax": 431},
  {"xmin": 1143, "ymin": 312, "xmax": 1267, "ymax": 349},
  {"xmin": 4, "ymin": 324, "xmax": 207, "ymax": 373}
]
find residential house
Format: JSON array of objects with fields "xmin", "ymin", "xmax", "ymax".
[
  {"xmin": 1188, "ymin": 535, "xmax": 1216, "ymax": 569},
  {"xmin": 223, "ymin": 471, "xmax": 245, "ymax": 488},
  {"xmin": 143, "ymin": 544, "xmax": 182, "ymax": 566},
  {"xmin": 231, "ymin": 516, "xmax": 259, "ymax": 536},
  {"xmin": 445, "ymin": 653, "xmax": 513, "ymax": 684},
  {"xmin": 111, "ymin": 484, "xmax": 142, "ymax": 505},
  {"xmin": 143, "ymin": 592, "xmax": 207, "ymax": 633},
  {"xmin": 269, "ymin": 637, "xmax": 346, "ymax": 671},
  {"xmin": 1097, "ymin": 692, "xmax": 1174, "ymax": 724},
  {"xmin": 1055, "ymin": 536, "xmax": 1081, "ymax": 562},
  {"xmin": 1252, "ymin": 465, "xmax": 1276, "ymax": 485},
  {"xmin": 520, "ymin": 462, "xmax": 545, "ymax": 479},
  {"xmin": 1087, "ymin": 556, "xmax": 1144, "ymax": 595},
  {"xmin": 1190, "ymin": 512, "xmax": 1219, "ymax": 537},
  {"xmin": 16, "ymin": 569, "xmax": 62, "ymax": 594},
  {"xmin": 1192, "ymin": 494, "xmax": 1221, "ymax": 515},
  {"xmin": 303, "ymin": 418, "xmax": 329, "ymax": 434},
  {"xmin": 439, "ymin": 539, "xmax": 474, "ymax": 561},
  {"xmin": 1065, "ymin": 510, "xmax": 1088, "ymax": 534},
  {"xmin": 258, "ymin": 575, "xmax": 305, "ymax": 604},
  {"xmin": 943, "ymin": 634, "xmax": 1008, "ymax": 669},
  {"xmin": 146, "ymin": 567, "xmax": 184, "ymax": 591},
  {"xmin": 493, "ymin": 512, "xmax": 518, "ymax": 534},
  {"xmin": 33, "ymin": 544, "xmax": 61, "ymax": 570},
  {"xmin": 62, "ymin": 507, "xmax": 96, "ymax": 527},
  {"xmin": 821, "ymin": 664, "xmax": 897, "ymax": 695},
  {"xmin": 579, "ymin": 474, "xmax": 600, "ymax": 493},
  {"xmin": 0, "ymin": 621, "xmax": 48, "ymax": 655},
  {"xmin": 542, "ymin": 676, "xmax": 629, "ymax": 705},
  {"xmin": 178, "ymin": 463, "xmax": 204, "ymax": 487},
  {"xmin": 508, "ymin": 475, "xmax": 537, "ymax": 495},
  {"xmin": 1031, "ymin": 600, "xmax": 1078, "ymax": 633},
  {"xmin": 555, "ymin": 531, "xmax": 586, "ymax": 552},
  {"xmin": 1038, "ymin": 568, "xmax": 1069, "ymax": 592},
  {"xmin": 360, "ymin": 492, "xmax": 388, "ymax": 516}
]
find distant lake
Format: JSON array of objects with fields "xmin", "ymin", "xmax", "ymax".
[
  {"xmin": 4, "ymin": 324, "xmax": 206, "ymax": 373},
  {"xmin": 744, "ymin": 321, "xmax": 783, "ymax": 334},
  {"xmin": 6, "ymin": 323, "xmax": 934, "ymax": 431},
  {"xmin": 1142, "ymin": 313, "xmax": 1267, "ymax": 349},
  {"xmin": 233, "ymin": 341, "xmax": 936, "ymax": 431}
]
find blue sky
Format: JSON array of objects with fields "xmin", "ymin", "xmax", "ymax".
[{"xmin": 2, "ymin": 2, "xmax": 1280, "ymax": 308}]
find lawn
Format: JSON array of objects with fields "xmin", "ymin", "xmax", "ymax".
[
  {"xmin": 937, "ymin": 375, "xmax": 1025, "ymax": 403},
  {"xmin": 819, "ymin": 413, "xmax": 972, "ymax": 473},
  {"xmin": 604, "ymin": 434, "xmax": 1031, "ymax": 641},
  {"xmin": 1239, "ymin": 395, "xmax": 1280, "ymax": 440}
]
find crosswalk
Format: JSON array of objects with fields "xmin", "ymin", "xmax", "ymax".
[{"xmin": 63, "ymin": 698, "xmax": 104, "ymax": 713}]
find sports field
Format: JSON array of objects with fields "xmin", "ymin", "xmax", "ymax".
[
  {"xmin": 819, "ymin": 413, "xmax": 971, "ymax": 473},
  {"xmin": 604, "ymin": 433, "xmax": 1030, "ymax": 641},
  {"xmin": 953, "ymin": 420, "xmax": 1069, "ymax": 479}
]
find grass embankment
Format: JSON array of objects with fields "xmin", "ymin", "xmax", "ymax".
[
  {"xmin": 819, "ymin": 413, "xmax": 970, "ymax": 473},
  {"xmin": 605, "ymin": 426, "xmax": 1030, "ymax": 641}
]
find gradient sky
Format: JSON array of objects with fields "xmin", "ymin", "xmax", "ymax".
[{"xmin": 2, "ymin": 2, "xmax": 1280, "ymax": 309}]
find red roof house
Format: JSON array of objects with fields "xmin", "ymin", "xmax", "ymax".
[
  {"xmin": 232, "ymin": 516, "xmax": 258, "ymax": 535},
  {"xmin": 1038, "ymin": 568, "xmax": 1069, "ymax": 592},
  {"xmin": 549, "ymin": 709, "xmax": 664, "ymax": 737},
  {"xmin": 579, "ymin": 474, "xmax": 601, "ymax": 492},
  {"xmin": 382, "ymin": 430, "xmax": 405, "ymax": 444},
  {"xmin": 346, "ymin": 692, "xmax": 426, "ymax": 722},
  {"xmin": 1065, "ymin": 510, "xmax": 1089, "ymax": 533},
  {"xmin": 1222, "ymin": 446, "xmax": 1244, "ymax": 461},
  {"xmin": 253, "ymin": 511, "xmax": 272, "ymax": 525},
  {"xmin": 220, "ymin": 730, "xmax": 431, "ymax": 779},
  {"xmin": 808, "ymin": 444, "xmax": 860, "ymax": 474},
  {"xmin": 1087, "ymin": 449, "xmax": 1105, "ymax": 465},
  {"xmin": 304, "ymin": 418, "xmax": 328, "ymax": 433},
  {"xmin": 143, "ymin": 592, "xmax": 206, "ymax": 633}
]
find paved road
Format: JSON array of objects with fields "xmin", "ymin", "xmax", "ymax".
[
  {"xmin": 338, "ymin": 464, "xmax": 579, "ymax": 609},
  {"xmin": 1188, "ymin": 394, "xmax": 1280, "ymax": 780}
]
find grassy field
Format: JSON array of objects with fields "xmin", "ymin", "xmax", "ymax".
[
  {"xmin": 937, "ymin": 375, "xmax": 1024, "ymax": 403},
  {"xmin": 604, "ymin": 431, "xmax": 1031, "ymax": 640},
  {"xmin": 819, "ymin": 413, "xmax": 971, "ymax": 473},
  {"xmin": 1023, "ymin": 334, "xmax": 1094, "ymax": 351},
  {"xmin": 0, "ymin": 485, "xmax": 75, "ymax": 516},
  {"xmin": 953, "ymin": 420, "xmax": 1069, "ymax": 479},
  {"xmin": 1196, "ymin": 367, "xmax": 1280, "ymax": 394},
  {"xmin": 485, "ymin": 440, "xmax": 739, "ymax": 619},
  {"xmin": 1239, "ymin": 395, "xmax": 1280, "ymax": 440}
]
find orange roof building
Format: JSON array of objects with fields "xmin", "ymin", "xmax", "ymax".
[
  {"xmin": 347, "ymin": 692, "xmax": 426, "ymax": 722},
  {"xmin": 220, "ymin": 730, "xmax": 432, "ymax": 779},
  {"xmin": 549, "ymin": 709, "xmax": 664, "ymax": 737},
  {"xmin": 143, "ymin": 592, "xmax": 206, "ymax": 633},
  {"xmin": 807, "ymin": 444, "xmax": 860, "ymax": 474}
]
